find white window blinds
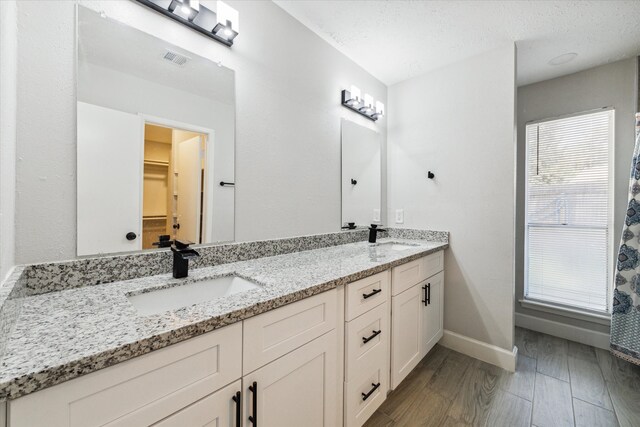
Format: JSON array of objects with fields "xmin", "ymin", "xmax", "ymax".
[{"xmin": 525, "ymin": 109, "xmax": 614, "ymax": 313}]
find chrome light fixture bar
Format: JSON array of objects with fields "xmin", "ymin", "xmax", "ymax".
[
  {"xmin": 341, "ymin": 85, "xmax": 384, "ymax": 122},
  {"xmin": 135, "ymin": 0, "xmax": 239, "ymax": 47}
]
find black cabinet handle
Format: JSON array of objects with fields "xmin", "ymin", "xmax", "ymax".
[
  {"xmin": 248, "ymin": 381, "xmax": 257, "ymax": 426},
  {"xmin": 362, "ymin": 382, "xmax": 381, "ymax": 401},
  {"xmin": 362, "ymin": 330, "xmax": 382, "ymax": 344},
  {"xmin": 422, "ymin": 285, "xmax": 427, "ymax": 306},
  {"xmin": 232, "ymin": 391, "xmax": 241, "ymax": 427},
  {"xmin": 427, "ymin": 283, "xmax": 431, "ymax": 305},
  {"xmin": 363, "ymin": 288, "xmax": 382, "ymax": 299},
  {"xmin": 126, "ymin": 232, "xmax": 137, "ymax": 241}
]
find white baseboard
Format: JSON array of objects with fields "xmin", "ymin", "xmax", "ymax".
[
  {"xmin": 515, "ymin": 313, "xmax": 610, "ymax": 350},
  {"xmin": 440, "ymin": 330, "xmax": 517, "ymax": 372}
]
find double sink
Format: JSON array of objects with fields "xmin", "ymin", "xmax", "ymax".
[{"xmin": 127, "ymin": 241, "xmax": 418, "ymax": 316}]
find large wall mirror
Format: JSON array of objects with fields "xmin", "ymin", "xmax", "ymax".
[
  {"xmin": 341, "ymin": 119, "xmax": 381, "ymax": 228},
  {"xmin": 77, "ymin": 7, "xmax": 235, "ymax": 256}
]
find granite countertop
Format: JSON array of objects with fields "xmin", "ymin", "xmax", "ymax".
[{"xmin": 0, "ymin": 237, "xmax": 447, "ymax": 400}]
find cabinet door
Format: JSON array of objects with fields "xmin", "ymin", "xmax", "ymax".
[
  {"xmin": 421, "ymin": 271, "xmax": 444, "ymax": 358},
  {"xmin": 390, "ymin": 284, "xmax": 422, "ymax": 389},
  {"xmin": 242, "ymin": 330, "xmax": 337, "ymax": 427},
  {"xmin": 153, "ymin": 380, "xmax": 241, "ymax": 427}
]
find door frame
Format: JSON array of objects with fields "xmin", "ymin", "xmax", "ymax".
[{"xmin": 140, "ymin": 114, "xmax": 215, "ymax": 244}]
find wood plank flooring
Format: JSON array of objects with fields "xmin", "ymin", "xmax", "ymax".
[{"xmin": 365, "ymin": 327, "xmax": 640, "ymax": 427}]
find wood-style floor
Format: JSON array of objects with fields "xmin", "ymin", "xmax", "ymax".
[{"xmin": 365, "ymin": 327, "xmax": 640, "ymax": 427}]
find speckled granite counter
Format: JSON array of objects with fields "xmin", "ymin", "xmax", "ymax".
[{"xmin": 0, "ymin": 234, "xmax": 447, "ymax": 401}]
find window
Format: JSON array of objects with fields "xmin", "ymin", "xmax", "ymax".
[{"xmin": 525, "ymin": 109, "xmax": 614, "ymax": 313}]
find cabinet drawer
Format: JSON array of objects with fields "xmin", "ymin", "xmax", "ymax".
[
  {"xmin": 391, "ymin": 251, "xmax": 443, "ymax": 296},
  {"xmin": 345, "ymin": 270, "xmax": 389, "ymax": 321},
  {"xmin": 243, "ymin": 289, "xmax": 337, "ymax": 374},
  {"xmin": 344, "ymin": 302, "xmax": 389, "ymax": 381},
  {"xmin": 153, "ymin": 380, "xmax": 241, "ymax": 426},
  {"xmin": 9, "ymin": 323, "xmax": 242, "ymax": 427},
  {"xmin": 344, "ymin": 365, "xmax": 389, "ymax": 427}
]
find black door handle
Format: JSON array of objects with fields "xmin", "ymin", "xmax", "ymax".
[
  {"xmin": 427, "ymin": 283, "xmax": 431, "ymax": 305},
  {"xmin": 126, "ymin": 232, "xmax": 137, "ymax": 241},
  {"xmin": 232, "ymin": 391, "xmax": 241, "ymax": 427},
  {"xmin": 363, "ymin": 288, "xmax": 382, "ymax": 299},
  {"xmin": 172, "ymin": 223, "xmax": 180, "ymax": 230},
  {"xmin": 362, "ymin": 330, "xmax": 382, "ymax": 344},
  {"xmin": 362, "ymin": 382, "xmax": 381, "ymax": 401},
  {"xmin": 248, "ymin": 381, "xmax": 257, "ymax": 426}
]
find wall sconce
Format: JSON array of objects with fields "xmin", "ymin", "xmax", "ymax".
[
  {"xmin": 135, "ymin": 0, "xmax": 239, "ymax": 47},
  {"xmin": 341, "ymin": 86, "xmax": 384, "ymax": 122}
]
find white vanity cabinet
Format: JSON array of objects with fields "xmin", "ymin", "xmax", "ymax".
[
  {"xmin": 6, "ymin": 250, "xmax": 446, "ymax": 427},
  {"xmin": 390, "ymin": 251, "xmax": 444, "ymax": 389}
]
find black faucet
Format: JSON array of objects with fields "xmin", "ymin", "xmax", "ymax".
[
  {"xmin": 171, "ymin": 240, "xmax": 200, "ymax": 278},
  {"xmin": 152, "ymin": 234, "xmax": 173, "ymax": 248},
  {"xmin": 368, "ymin": 224, "xmax": 387, "ymax": 244}
]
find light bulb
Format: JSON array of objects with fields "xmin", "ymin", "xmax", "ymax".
[
  {"xmin": 349, "ymin": 85, "xmax": 361, "ymax": 104},
  {"xmin": 181, "ymin": 4, "xmax": 191, "ymax": 13},
  {"xmin": 363, "ymin": 94, "xmax": 374, "ymax": 110},
  {"xmin": 224, "ymin": 28, "xmax": 232, "ymax": 36}
]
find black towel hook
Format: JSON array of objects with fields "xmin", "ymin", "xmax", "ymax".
[{"xmin": 427, "ymin": 171, "xmax": 435, "ymax": 179}]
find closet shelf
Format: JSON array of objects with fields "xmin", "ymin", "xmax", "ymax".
[
  {"xmin": 144, "ymin": 159, "xmax": 169, "ymax": 167},
  {"xmin": 143, "ymin": 215, "xmax": 167, "ymax": 220}
]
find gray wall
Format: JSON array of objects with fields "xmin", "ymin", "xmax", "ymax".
[
  {"xmin": 0, "ymin": 1, "xmax": 17, "ymax": 280},
  {"xmin": 13, "ymin": 0, "xmax": 387, "ymax": 264},
  {"xmin": 516, "ymin": 58, "xmax": 639, "ymax": 334},
  {"xmin": 388, "ymin": 45, "xmax": 517, "ymax": 351}
]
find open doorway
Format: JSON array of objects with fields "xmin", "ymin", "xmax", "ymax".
[{"xmin": 142, "ymin": 123, "xmax": 208, "ymax": 249}]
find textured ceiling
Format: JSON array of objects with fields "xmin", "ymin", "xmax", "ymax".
[{"xmin": 274, "ymin": 0, "xmax": 640, "ymax": 87}]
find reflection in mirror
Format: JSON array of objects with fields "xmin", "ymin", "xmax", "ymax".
[
  {"xmin": 341, "ymin": 119, "xmax": 381, "ymax": 229},
  {"xmin": 76, "ymin": 7, "xmax": 235, "ymax": 256}
]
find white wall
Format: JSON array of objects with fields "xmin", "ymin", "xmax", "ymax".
[
  {"xmin": 388, "ymin": 46, "xmax": 517, "ymax": 351},
  {"xmin": 78, "ymin": 61, "xmax": 235, "ymax": 244},
  {"xmin": 14, "ymin": 0, "xmax": 387, "ymax": 264},
  {"xmin": 516, "ymin": 58, "xmax": 638, "ymax": 334},
  {"xmin": 0, "ymin": 0, "xmax": 17, "ymax": 279}
]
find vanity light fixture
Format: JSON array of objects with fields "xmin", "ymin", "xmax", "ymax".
[
  {"xmin": 341, "ymin": 86, "xmax": 384, "ymax": 122},
  {"xmin": 135, "ymin": 0, "xmax": 239, "ymax": 47}
]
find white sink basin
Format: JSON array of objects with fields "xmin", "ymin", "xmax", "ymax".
[
  {"xmin": 377, "ymin": 242, "xmax": 419, "ymax": 251},
  {"xmin": 128, "ymin": 276, "xmax": 260, "ymax": 315}
]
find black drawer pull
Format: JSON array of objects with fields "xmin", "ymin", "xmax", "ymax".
[
  {"xmin": 248, "ymin": 381, "xmax": 257, "ymax": 426},
  {"xmin": 362, "ymin": 382, "xmax": 381, "ymax": 401},
  {"xmin": 362, "ymin": 329, "xmax": 382, "ymax": 344},
  {"xmin": 427, "ymin": 283, "xmax": 431, "ymax": 305},
  {"xmin": 363, "ymin": 288, "xmax": 382, "ymax": 299},
  {"xmin": 232, "ymin": 391, "xmax": 241, "ymax": 427}
]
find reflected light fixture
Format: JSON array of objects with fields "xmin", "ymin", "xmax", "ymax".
[
  {"xmin": 341, "ymin": 86, "xmax": 384, "ymax": 122},
  {"xmin": 135, "ymin": 0, "xmax": 239, "ymax": 47}
]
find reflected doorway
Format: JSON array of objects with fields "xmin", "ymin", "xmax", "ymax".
[{"xmin": 142, "ymin": 123, "xmax": 208, "ymax": 249}]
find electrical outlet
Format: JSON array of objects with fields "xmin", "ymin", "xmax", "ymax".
[
  {"xmin": 395, "ymin": 209, "xmax": 404, "ymax": 224},
  {"xmin": 373, "ymin": 209, "xmax": 380, "ymax": 222}
]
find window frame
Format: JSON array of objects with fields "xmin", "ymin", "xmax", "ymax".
[{"xmin": 523, "ymin": 107, "xmax": 615, "ymax": 316}]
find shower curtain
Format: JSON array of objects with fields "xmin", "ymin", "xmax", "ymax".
[{"xmin": 612, "ymin": 112, "xmax": 640, "ymax": 365}]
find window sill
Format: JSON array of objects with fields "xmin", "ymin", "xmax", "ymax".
[{"xmin": 519, "ymin": 299, "xmax": 611, "ymax": 326}]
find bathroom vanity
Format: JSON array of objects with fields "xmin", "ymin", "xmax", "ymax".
[{"xmin": 0, "ymin": 231, "xmax": 447, "ymax": 427}]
